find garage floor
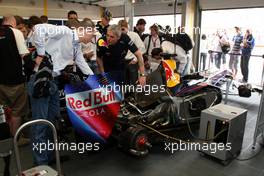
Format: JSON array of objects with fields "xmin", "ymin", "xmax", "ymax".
[{"xmin": 1, "ymin": 91, "xmax": 264, "ymax": 176}]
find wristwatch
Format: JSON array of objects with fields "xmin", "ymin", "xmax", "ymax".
[{"xmin": 139, "ymin": 73, "xmax": 147, "ymax": 77}]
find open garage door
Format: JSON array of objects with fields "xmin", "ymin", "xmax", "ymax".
[
  {"xmin": 199, "ymin": 8, "xmax": 264, "ymax": 85},
  {"xmin": 200, "ymin": 0, "xmax": 264, "ymax": 10}
]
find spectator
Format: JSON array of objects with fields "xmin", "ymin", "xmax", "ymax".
[
  {"xmin": 26, "ymin": 16, "xmax": 43, "ymax": 48},
  {"xmin": 229, "ymin": 26, "xmax": 243, "ymax": 78},
  {"xmin": 118, "ymin": 19, "xmax": 146, "ymax": 84},
  {"xmin": 0, "ymin": 16, "xmax": 31, "ymax": 136},
  {"xmin": 208, "ymin": 33, "xmax": 216, "ymax": 69},
  {"xmin": 14, "ymin": 15, "xmax": 24, "ymax": 30},
  {"xmin": 96, "ymin": 9, "xmax": 112, "ymax": 37},
  {"xmin": 29, "ymin": 20, "xmax": 94, "ymax": 165},
  {"xmin": 134, "ymin": 18, "xmax": 146, "ymax": 41},
  {"xmin": 221, "ymin": 29, "xmax": 229, "ymax": 68},
  {"xmin": 200, "ymin": 34, "xmax": 208, "ymax": 71},
  {"xmin": 241, "ymin": 29, "xmax": 255, "ymax": 82},
  {"xmin": 66, "ymin": 17, "xmax": 81, "ymax": 28},
  {"xmin": 81, "ymin": 18, "xmax": 99, "ymax": 74},
  {"xmin": 214, "ymin": 30, "xmax": 229, "ymax": 69},
  {"xmin": 14, "ymin": 15, "xmax": 31, "ymax": 146},
  {"xmin": 19, "ymin": 25, "xmax": 28, "ymax": 40},
  {"xmin": 40, "ymin": 15, "xmax": 48, "ymax": 23},
  {"xmin": 144, "ymin": 24, "xmax": 162, "ymax": 56},
  {"xmin": 0, "ymin": 17, "xmax": 34, "ymax": 171},
  {"xmin": 67, "ymin": 10, "xmax": 78, "ymax": 20},
  {"xmin": 14, "ymin": 15, "xmax": 28, "ymax": 39}
]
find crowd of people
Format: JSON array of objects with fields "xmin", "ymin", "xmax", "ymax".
[
  {"xmin": 200, "ymin": 27, "xmax": 255, "ymax": 83},
  {"xmin": 0, "ymin": 9, "xmax": 196, "ymax": 173}
]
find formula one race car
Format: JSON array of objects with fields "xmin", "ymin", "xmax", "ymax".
[
  {"xmin": 110, "ymin": 55, "xmax": 222, "ymax": 156},
  {"xmin": 62, "ymin": 53, "xmax": 222, "ymax": 157}
]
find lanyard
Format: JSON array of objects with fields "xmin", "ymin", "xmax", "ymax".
[
  {"xmin": 152, "ymin": 36, "xmax": 159, "ymax": 48},
  {"xmin": 72, "ymin": 31, "xmax": 78, "ymax": 72}
]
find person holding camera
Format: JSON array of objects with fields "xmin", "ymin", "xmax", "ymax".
[{"xmin": 240, "ymin": 29, "xmax": 255, "ymax": 83}]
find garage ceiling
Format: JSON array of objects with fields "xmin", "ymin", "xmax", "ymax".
[
  {"xmin": 64, "ymin": 0, "xmax": 264, "ymax": 9},
  {"xmin": 63, "ymin": 0, "xmax": 183, "ymax": 7},
  {"xmin": 63, "ymin": 0, "xmax": 124, "ymax": 7}
]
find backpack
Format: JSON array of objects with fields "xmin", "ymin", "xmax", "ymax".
[
  {"xmin": 175, "ymin": 33, "xmax": 194, "ymax": 52},
  {"xmin": 163, "ymin": 33, "xmax": 193, "ymax": 53},
  {"xmin": 32, "ymin": 52, "xmax": 53, "ymax": 98},
  {"xmin": 219, "ymin": 35, "xmax": 231, "ymax": 54}
]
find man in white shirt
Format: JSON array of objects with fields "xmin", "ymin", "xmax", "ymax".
[
  {"xmin": 29, "ymin": 19, "xmax": 94, "ymax": 165},
  {"xmin": 33, "ymin": 22, "xmax": 94, "ymax": 76},
  {"xmin": 144, "ymin": 24, "xmax": 162, "ymax": 56},
  {"xmin": 118, "ymin": 20, "xmax": 146, "ymax": 84}
]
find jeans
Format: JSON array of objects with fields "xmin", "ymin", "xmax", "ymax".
[
  {"xmin": 222, "ymin": 53, "xmax": 226, "ymax": 64},
  {"xmin": 27, "ymin": 75, "xmax": 60, "ymax": 165},
  {"xmin": 240, "ymin": 54, "xmax": 251, "ymax": 82},
  {"xmin": 200, "ymin": 53, "xmax": 207, "ymax": 71},
  {"xmin": 182, "ymin": 56, "xmax": 191, "ymax": 76},
  {"xmin": 214, "ymin": 53, "xmax": 222, "ymax": 69},
  {"xmin": 229, "ymin": 54, "xmax": 239, "ymax": 72}
]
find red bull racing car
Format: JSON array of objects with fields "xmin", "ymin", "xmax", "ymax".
[{"xmin": 63, "ymin": 53, "xmax": 222, "ymax": 157}]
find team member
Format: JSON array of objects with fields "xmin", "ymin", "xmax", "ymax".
[
  {"xmin": 67, "ymin": 10, "xmax": 78, "ymax": 20},
  {"xmin": 144, "ymin": 24, "xmax": 162, "ymax": 56},
  {"xmin": 0, "ymin": 16, "xmax": 32, "ymax": 136},
  {"xmin": 30, "ymin": 20, "xmax": 94, "ymax": 165},
  {"xmin": 96, "ymin": 24, "xmax": 146, "ymax": 86},
  {"xmin": 40, "ymin": 15, "xmax": 48, "ymax": 23},
  {"xmin": 134, "ymin": 18, "xmax": 147, "ymax": 41},
  {"xmin": 96, "ymin": 9, "xmax": 112, "ymax": 37},
  {"xmin": 118, "ymin": 19, "xmax": 146, "ymax": 84}
]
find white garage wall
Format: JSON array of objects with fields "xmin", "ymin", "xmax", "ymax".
[
  {"xmin": 111, "ymin": 15, "xmax": 182, "ymax": 34},
  {"xmin": 109, "ymin": 3, "xmax": 182, "ymax": 17}
]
